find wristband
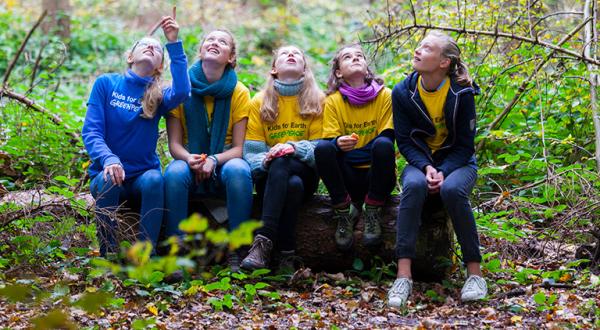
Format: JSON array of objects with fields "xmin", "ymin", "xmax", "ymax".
[{"xmin": 208, "ymin": 155, "xmax": 218, "ymax": 177}]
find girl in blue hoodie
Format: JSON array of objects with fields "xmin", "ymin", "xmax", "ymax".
[
  {"xmin": 388, "ymin": 31, "xmax": 486, "ymax": 307},
  {"xmin": 82, "ymin": 15, "xmax": 190, "ymax": 256}
]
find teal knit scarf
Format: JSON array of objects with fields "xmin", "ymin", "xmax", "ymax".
[
  {"xmin": 274, "ymin": 78, "xmax": 304, "ymax": 96},
  {"xmin": 184, "ymin": 61, "xmax": 237, "ymax": 157}
]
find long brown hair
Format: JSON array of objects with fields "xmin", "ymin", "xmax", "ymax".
[
  {"xmin": 198, "ymin": 28, "xmax": 237, "ymax": 69},
  {"xmin": 428, "ymin": 31, "xmax": 472, "ymax": 87},
  {"xmin": 260, "ymin": 46, "xmax": 324, "ymax": 123},
  {"xmin": 325, "ymin": 43, "xmax": 383, "ymax": 95},
  {"xmin": 127, "ymin": 37, "xmax": 164, "ymax": 119}
]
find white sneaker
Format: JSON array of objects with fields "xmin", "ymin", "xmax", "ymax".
[
  {"xmin": 461, "ymin": 275, "xmax": 487, "ymax": 301},
  {"xmin": 388, "ymin": 277, "xmax": 413, "ymax": 308}
]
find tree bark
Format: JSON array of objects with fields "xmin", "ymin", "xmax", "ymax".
[
  {"xmin": 291, "ymin": 195, "xmax": 454, "ymax": 282},
  {"xmin": 584, "ymin": 0, "xmax": 600, "ymax": 172},
  {"xmin": 41, "ymin": 0, "xmax": 71, "ymax": 40}
]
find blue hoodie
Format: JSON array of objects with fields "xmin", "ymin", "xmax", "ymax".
[
  {"xmin": 392, "ymin": 71, "xmax": 480, "ymax": 176},
  {"xmin": 82, "ymin": 41, "xmax": 190, "ymax": 179}
]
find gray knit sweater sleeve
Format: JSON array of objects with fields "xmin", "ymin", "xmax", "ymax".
[
  {"xmin": 287, "ymin": 140, "xmax": 318, "ymax": 169},
  {"xmin": 243, "ymin": 140, "xmax": 269, "ymax": 178}
]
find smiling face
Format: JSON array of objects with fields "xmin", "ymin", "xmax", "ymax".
[
  {"xmin": 127, "ymin": 37, "xmax": 164, "ymax": 69},
  {"xmin": 335, "ymin": 46, "xmax": 368, "ymax": 81},
  {"xmin": 413, "ymin": 35, "xmax": 450, "ymax": 74},
  {"xmin": 199, "ymin": 30, "xmax": 235, "ymax": 67},
  {"xmin": 271, "ymin": 46, "xmax": 306, "ymax": 81}
]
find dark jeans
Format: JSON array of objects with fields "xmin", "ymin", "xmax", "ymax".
[
  {"xmin": 90, "ymin": 169, "xmax": 164, "ymax": 256},
  {"xmin": 314, "ymin": 136, "xmax": 396, "ymax": 206},
  {"xmin": 395, "ymin": 164, "xmax": 482, "ymax": 263},
  {"xmin": 255, "ymin": 157, "xmax": 318, "ymax": 251}
]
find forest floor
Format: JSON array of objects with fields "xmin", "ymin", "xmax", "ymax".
[{"xmin": 0, "ymin": 191, "xmax": 599, "ymax": 329}]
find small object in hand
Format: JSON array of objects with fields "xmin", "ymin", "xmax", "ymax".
[
  {"xmin": 272, "ymin": 144, "xmax": 295, "ymax": 158},
  {"xmin": 350, "ymin": 133, "xmax": 359, "ymax": 140},
  {"xmin": 199, "ymin": 153, "xmax": 207, "ymax": 162},
  {"xmin": 147, "ymin": 5, "xmax": 177, "ymax": 36}
]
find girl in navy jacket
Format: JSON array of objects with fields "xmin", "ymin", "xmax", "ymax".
[
  {"xmin": 82, "ymin": 16, "xmax": 190, "ymax": 256},
  {"xmin": 389, "ymin": 31, "xmax": 486, "ymax": 307}
]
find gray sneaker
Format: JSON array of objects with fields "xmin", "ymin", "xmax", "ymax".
[
  {"xmin": 388, "ymin": 277, "xmax": 413, "ymax": 308},
  {"xmin": 334, "ymin": 204, "xmax": 360, "ymax": 250},
  {"xmin": 362, "ymin": 204, "xmax": 383, "ymax": 246},
  {"xmin": 240, "ymin": 234, "xmax": 273, "ymax": 270},
  {"xmin": 461, "ymin": 275, "xmax": 487, "ymax": 301}
]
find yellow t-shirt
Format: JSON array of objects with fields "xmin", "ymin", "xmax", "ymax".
[
  {"xmin": 417, "ymin": 76, "xmax": 450, "ymax": 153},
  {"xmin": 245, "ymin": 92, "xmax": 323, "ymax": 146},
  {"xmin": 322, "ymin": 87, "xmax": 393, "ymax": 149},
  {"xmin": 169, "ymin": 81, "xmax": 250, "ymax": 146}
]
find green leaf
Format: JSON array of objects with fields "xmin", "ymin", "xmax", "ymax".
[
  {"xmin": 251, "ymin": 268, "xmax": 271, "ymax": 277},
  {"xmin": 0, "ymin": 284, "xmax": 32, "ymax": 303},
  {"xmin": 31, "ymin": 309, "xmax": 76, "ymax": 330},
  {"xmin": 73, "ymin": 292, "xmax": 113, "ymax": 314},
  {"xmin": 352, "ymin": 258, "xmax": 364, "ymax": 271},
  {"xmin": 179, "ymin": 213, "xmax": 208, "ymax": 233},
  {"xmin": 533, "ymin": 291, "xmax": 546, "ymax": 305}
]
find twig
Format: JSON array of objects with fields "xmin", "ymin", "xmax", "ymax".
[
  {"xmin": 2, "ymin": 11, "xmax": 47, "ymax": 89},
  {"xmin": 364, "ymin": 19, "xmax": 600, "ymax": 66},
  {"xmin": 476, "ymin": 17, "xmax": 592, "ymax": 151},
  {"xmin": 0, "ymin": 89, "xmax": 79, "ymax": 143}
]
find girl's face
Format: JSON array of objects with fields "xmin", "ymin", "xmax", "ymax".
[
  {"xmin": 413, "ymin": 35, "xmax": 450, "ymax": 74},
  {"xmin": 128, "ymin": 37, "xmax": 163, "ymax": 69},
  {"xmin": 335, "ymin": 47, "xmax": 368, "ymax": 80},
  {"xmin": 200, "ymin": 31, "xmax": 235, "ymax": 66},
  {"xmin": 271, "ymin": 46, "xmax": 305, "ymax": 80}
]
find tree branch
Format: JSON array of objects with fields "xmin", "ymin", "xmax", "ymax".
[
  {"xmin": 476, "ymin": 16, "xmax": 593, "ymax": 151},
  {"xmin": 2, "ymin": 11, "xmax": 47, "ymax": 90},
  {"xmin": 364, "ymin": 18, "xmax": 600, "ymax": 66},
  {"xmin": 0, "ymin": 89, "xmax": 80, "ymax": 143}
]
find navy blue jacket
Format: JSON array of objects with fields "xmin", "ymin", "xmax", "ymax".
[{"xmin": 392, "ymin": 72, "xmax": 479, "ymax": 176}]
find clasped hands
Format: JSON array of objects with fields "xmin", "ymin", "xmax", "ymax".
[
  {"xmin": 187, "ymin": 153, "xmax": 216, "ymax": 184},
  {"xmin": 425, "ymin": 165, "xmax": 444, "ymax": 194},
  {"xmin": 262, "ymin": 143, "xmax": 295, "ymax": 167}
]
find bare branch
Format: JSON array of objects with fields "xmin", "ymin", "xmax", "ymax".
[
  {"xmin": 0, "ymin": 89, "xmax": 80, "ymax": 143},
  {"xmin": 2, "ymin": 11, "xmax": 47, "ymax": 90},
  {"xmin": 476, "ymin": 16, "xmax": 593, "ymax": 151},
  {"xmin": 364, "ymin": 18, "xmax": 600, "ymax": 66}
]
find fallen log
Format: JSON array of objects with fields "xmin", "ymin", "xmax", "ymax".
[{"xmin": 193, "ymin": 194, "xmax": 454, "ymax": 282}]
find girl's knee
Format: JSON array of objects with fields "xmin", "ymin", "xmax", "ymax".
[
  {"xmin": 440, "ymin": 183, "xmax": 466, "ymax": 203},
  {"xmin": 141, "ymin": 169, "xmax": 164, "ymax": 190},
  {"xmin": 287, "ymin": 175, "xmax": 304, "ymax": 195},
  {"xmin": 315, "ymin": 140, "xmax": 336, "ymax": 157},
  {"xmin": 222, "ymin": 158, "xmax": 251, "ymax": 180},
  {"xmin": 164, "ymin": 160, "xmax": 190, "ymax": 180}
]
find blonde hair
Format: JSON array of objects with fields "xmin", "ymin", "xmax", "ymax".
[
  {"xmin": 260, "ymin": 46, "xmax": 324, "ymax": 123},
  {"xmin": 326, "ymin": 43, "xmax": 383, "ymax": 95},
  {"xmin": 427, "ymin": 31, "xmax": 472, "ymax": 87},
  {"xmin": 198, "ymin": 28, "xmax": 237, "ymax": 69},
  {"xmin": 127, "ymin": 37, "xmax": 164, "ymax": 119}
]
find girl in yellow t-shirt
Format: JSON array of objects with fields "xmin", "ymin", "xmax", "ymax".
[
  {"xmin": 314, "ymin": 44, "xmax": 396, "ymax": 251},
  {"xmin": 241, "ymin": 45, "xmax": 324, "ymax": 271},
  {"xmin": 163, "ymin": 30, "xmax": 253, "ymax": 271}
]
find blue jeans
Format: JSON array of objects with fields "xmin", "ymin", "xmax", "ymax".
[
  {"xmin": 395, "ymin": 165, "xmax": 482, "ymax": 263},
  {"xmin": 90, "ymin": 169, "xmax": 164, "ymax": 256},
  {"xmin": 163, "ymin": 158, "xmax": 253, "ymax": 238}
]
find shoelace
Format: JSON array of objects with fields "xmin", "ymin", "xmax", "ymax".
[
  {"xmin": 364, "ymin": 210, "xmax": 379, "ymax": 232},
  {"xmin": 463, "ymin": 276, "xmax": 483, "ymax": 292},
  {"xmin": 390, "ymin": 279, "xmax": 411, "ymax": 296},
  {"xmin": 249, "ymin": 238, "xmax": 271, "ymax": 261}
]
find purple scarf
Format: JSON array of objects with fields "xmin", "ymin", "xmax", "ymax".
[{"xmin": 339, "ymin": 80, "xmax": 384, "ymax": 106}]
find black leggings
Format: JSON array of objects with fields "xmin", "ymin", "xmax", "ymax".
[
  {"xmin": 315, "ymin": 136, "xmax": 396, "ymax": 206},
  {"xmin": 255, "ymin": 157, "xmax": 318, "ymax": 251}
]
